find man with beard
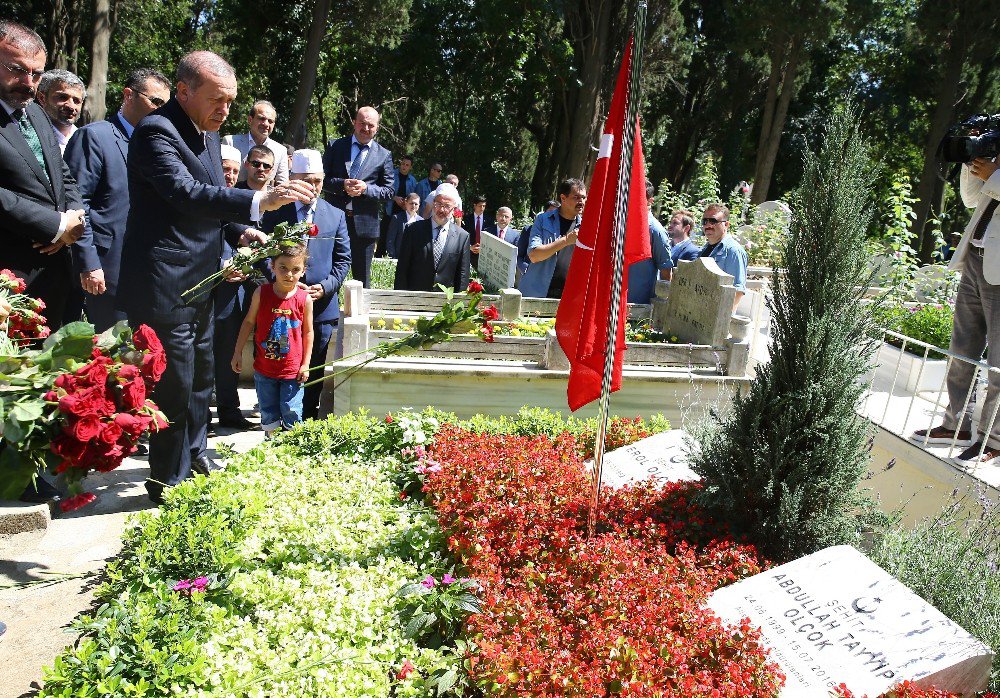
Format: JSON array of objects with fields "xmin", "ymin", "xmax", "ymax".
[
  {"xmin": 36, "ymin": 68, "xmax": 84, "ymax": 154},
  {"xmin": 518, "ymin": 179, "xmax": 587, "ymax": 299}
]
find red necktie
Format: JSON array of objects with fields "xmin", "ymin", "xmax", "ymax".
[{"xmin": 475, "ymin": 217, "xmax": 481, "ymax": 244}]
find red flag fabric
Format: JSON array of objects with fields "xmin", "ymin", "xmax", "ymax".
[{"xmin": 555, "ymin": 37, "xmax": 651, "ymax": 412}]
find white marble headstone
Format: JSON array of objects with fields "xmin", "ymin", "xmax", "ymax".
[
  {"xmin": 708, "ymin": 545, "xmax": 993, "ymax": 697},
  {"xmin": 755, "ymin": 200, "xmax": 792, "ymax": 226},
  {"xmin": 478, "ymin": 233, "xmax": 517, "ymax": 292},
  {"xmin": 600, "ymin": 430, "xmax": 699, "ymax": 488},
  {"xmin": 663, "ymin": 257, "xmax": 736, "ymax": 346}
]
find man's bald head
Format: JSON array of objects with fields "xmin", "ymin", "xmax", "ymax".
[{"xmin": 353, "ymin": 106, "xmax": 380, "ymax": 145}]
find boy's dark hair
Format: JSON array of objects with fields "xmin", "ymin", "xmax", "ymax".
[
  {"xmin": 472, "ymin": 194, "xmax": 487, "ymax": 204},
  {"xmin": 272, "ymin": 241, "xmax": 307, "ymax": 262}
]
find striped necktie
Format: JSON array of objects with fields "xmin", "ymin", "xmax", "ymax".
[
  {"xmin": 433, "ymin": 223, "xmax": 447, "ymax": 267},
  {"xmin": 349, "ymin": 144, "xmax": 368, "ymax": 179},
  {"xmin": 13, "ymin": 109, "xmax": 49, "ymax": 181}
]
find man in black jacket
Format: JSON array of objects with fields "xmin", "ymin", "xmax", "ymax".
[{"xmin": 394, "ymin": 183, "xmax": 470, "ymax": 293}]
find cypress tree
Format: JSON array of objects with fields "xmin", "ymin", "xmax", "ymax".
[{"xmin": 690, "ymin": 107, "xmax": 877, "ymax": 562}]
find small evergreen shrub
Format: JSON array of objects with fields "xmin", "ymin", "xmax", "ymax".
[{"xmin": 689, "ymin": 107, "xmax": 878, "ymax": 562}]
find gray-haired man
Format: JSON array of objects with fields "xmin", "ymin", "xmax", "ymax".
[{"xmin": 36, "ymin": 68, "xmax": 84, "ymax": 154}]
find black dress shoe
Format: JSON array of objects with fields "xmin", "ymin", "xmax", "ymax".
[
  {"xmin": 217, "ymin": 414, "xmax": 256, "ymax": 430},
  {"xmin": 191, "ymin": 455, "xmax": 223, "ymax": 476},
  {"xmin": 19, "ymin": 477, "xmax": 62, "ymax": 503}
]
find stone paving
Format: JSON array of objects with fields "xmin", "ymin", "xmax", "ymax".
[{"xmin": 0, "ymin": 389, "xmax": 266, "ymax": 698}]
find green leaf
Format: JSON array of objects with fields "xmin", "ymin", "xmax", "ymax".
[
  {"xmin": 11, "ymin": 399, "xmax": 44, "ymax": 423},
  {"xmin": 436, "ymin": 669, "xmax": 457, "ymax": 695},
  {"xmin": 0, "ymin": 446, "xmax": 36, "ymax": 499},
  {"xmin": 96, "ymin": 321, "xmax": 131, "ymax": 352}
]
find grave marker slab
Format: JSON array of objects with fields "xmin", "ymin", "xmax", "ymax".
[
  {"xmin": 600, "ymin": 430, "xmax": 699, "ymax": 488},
  {"xmin": 478, "ymin": 233, "xmax": 517, "ymax": 292},
  {"xmin": 663, "ymin": 257, "xmax": 736, "ymax": 346},
  {"xmin": 708, "ymin": 545, "xmax": 993, "ymax": 698}
]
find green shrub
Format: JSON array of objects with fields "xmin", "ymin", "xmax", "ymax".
[{"xmin": 873, "ymin": 302, "xmax": 953, "ymax": 358}]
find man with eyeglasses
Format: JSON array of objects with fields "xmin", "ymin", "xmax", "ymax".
[
  {"xmin": 240, "ymin": 144, "xmax": 275, "ymax": 193},
  {"xmin": 393, "ymin": 183, "xmax": 470, "ymax": 292},
  {"xmin": 64, "ymin": 67, "xmax": 171, "ymax": 332},
  {"xmin": 0, "ymin": 19, "xmax": 87, "ymax": 504},
  {"xmin": 415, "ymin": 162, "xmax": 443, "ymax": 206},
  {"xmin": 698, "ymin": 203, "xmax": 748, "ymax": 307},
  {"xmin": 222, "ymin": 99, "xmax": 289, "ymax": 186}
]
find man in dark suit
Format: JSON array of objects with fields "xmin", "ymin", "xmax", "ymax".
[
  {"xmin": 117, "ymin": 50, "xmax": 313, "ymax": 504},
  {"xmin": 261, "ymin": 149, "xmax": 351, "ymax": 420},
  {"xmin": 321, "ymin": 106, "xmax": 394, "ymax": 288},
  {"xmin": 64, "ymin": 67, "xmax": 171, "ymax": 332},
  {"xmin": 463, "ymin": 194, "xmax": 493, "ymax": 271},
  {"xmin": 0, "ymin": 21, "xmax": 86, "ymax": 328},
  {"xmin": 394, "ymin": 183, "xmax": 470, "ymax": 293}
]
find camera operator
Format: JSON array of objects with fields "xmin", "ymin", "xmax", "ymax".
[{"xmin": 913, "ymin": 152, "xmax": 1000, "ymax": 466}]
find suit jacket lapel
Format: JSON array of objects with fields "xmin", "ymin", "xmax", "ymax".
[
  {"xmin": 202, "ymin": 131, "xmax": 221, "ymax": 186},
  {"xmin": 0, "ymin": 107, "xmax": 54, "ymax": 196},
  {"xmin": 111, "ymin": 113, "xmax": 129, "ymax": 163}
]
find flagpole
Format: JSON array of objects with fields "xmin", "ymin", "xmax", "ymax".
[{"xmin": 587, "ymin": 0, "xmax": 647, "ymax": 539}]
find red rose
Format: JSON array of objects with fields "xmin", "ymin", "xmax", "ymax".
[
  {"xmin": 117, "ymin": 364, "xmax": 140, "ymax": 382},
  {"xmin": 51, "ymin": 434, "xmax": 88, "ymax": 463},
  {"xmin": 98, "ymin": 420, "xmax": 124, "ymax": 446},
  {"xmin": 141, "ymin": 351, "xmax": 167, "ymax": 383},
  {"xmin": 59, "ymin": 492, "xmax": 97, "ymax": 513},
  {"xmin": 114, "ymin": 412, "xmax": 152, "ymax": 437},
  {"xmin": 120, "ymin": 377, "xmax": 146, "ymax": 411},
  {"xmin": 481, "ymin": 304, "xmax": 499, "ymax": 321},
  {"xmin": 132, "ymin": 325, "xmax": 163, "ymax": 354},
  {"xmin": 308, "ymin": 224, "xmax": 319, "ymax": 237},
  {"xmin": 482, "ymin": 323, "xmax": 495, "ymax": 343},
  {"xmin": 54, "ymin": 373, "xmax": 77, "ymax": 391},
  {"xmin": 69, "ymin": 414, "xmax": 103, "ymax": 441},
  {"xmin": 385, "ymin": 414, "xmax": 394, "ymax": 423},
  {"xmin": 467, "ymin": 280, "xmax": 484, "ymax": 294},
  {"xmin": 77, "ymin": 358, "xmax": 111, "ymax": 388},
  {"xmin": 43, "ymin": 390, "xmax": 58, "ymax": 403}
]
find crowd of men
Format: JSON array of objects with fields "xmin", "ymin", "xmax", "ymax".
[{"xmin": 1, "ymin": 18, "xmax": 751, "ymax": 506}]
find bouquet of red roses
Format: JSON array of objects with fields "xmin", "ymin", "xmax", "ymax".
[
  {"xmin": 0, "ymin": 268, "xmax": 50, "ymax": 342},
  {"xmin": 1, "ymin": 317, "xmax": 167, "ymax": 511}
]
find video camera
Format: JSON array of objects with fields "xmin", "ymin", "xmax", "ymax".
[{"xmin": 939, "ymin": 113, "xmax": 1000, "ymax": 163}]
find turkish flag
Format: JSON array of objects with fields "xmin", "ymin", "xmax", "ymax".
[{"xmin": 555, "ymin": 37, "xmax": 651, "ymax": 412}]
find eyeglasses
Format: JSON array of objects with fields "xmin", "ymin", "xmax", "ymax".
[
  {"xmin": 248, "ymin": 160, "xmax": 273, "ymax": 171},
  {"xmin": 135, "ymin": 89, "xmax": 166, "ymax": 107},
  {"xmin": 702, "ymin": 217, "xmax": 727, "ymax": 226},
  {"xmin": 431, "ymin": 168, "xmax": 442, "ymax": 173},
  {"xmin": 1, "ymin": 61, "xmax": 43, "ymax": 82}
]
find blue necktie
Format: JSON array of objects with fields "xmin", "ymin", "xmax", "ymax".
[{"xmin": 348, "ymin": 143, "xmax": 368, "ymax": 179}]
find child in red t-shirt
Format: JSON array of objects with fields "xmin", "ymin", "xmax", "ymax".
[{"xmin": 232, "ymin": 243, "xmax": 314, "ymax": 434}]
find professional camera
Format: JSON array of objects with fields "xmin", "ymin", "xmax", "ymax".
[{"xmin": 939, "ymin": 113, "xmax": 1000, "ymax": 163}]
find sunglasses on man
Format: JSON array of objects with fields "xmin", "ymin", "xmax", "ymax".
[
  {"xmin": 702, "ymin": 216, "xmax": 727, "ymax": 226},
  {"xmin": 248, "ymin": 160, "xmax": 273, "ymax": 171}
]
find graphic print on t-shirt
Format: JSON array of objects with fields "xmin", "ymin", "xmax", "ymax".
[{"xmin": 261, "ymin": 307, "xmax": 301, "ymax": 360}]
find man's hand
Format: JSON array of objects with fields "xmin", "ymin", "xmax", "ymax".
[
  {"xmin": 61, "ymin": 209, "xmax": 85, "ymax": 244},
  {"xmin": 33, "ymin": 240, "xmax": 67, "ymax": 254},
  {"xmin": 81, "ymin": 269, "xmax": 106, "ymax": 295},
  {"xmin": 470, "ymin": 243, "xmax": 481, "ymax": 254},
  {"xmin": 970, "ymin": 158, "xmax": 999, "ymax": 182},
  {"xmin": 222, "ymin": 260, "xmax": 247, "ymax": 282},
  {"xmin": 564, "ymin": 229, "xmax": 579, "ymax": 247},
  {"xmin": 239, "ymin": 228, "xmax": 268, "ymax": 246},
  {"xmin": 393, "ymin": 195, "xmax": 406, "ymax": 208},
  {"xmin": 260, "ymin": 180, "xmax": 315, "ymax": 212},
  {"xmin": 297, "ymin": 282, "xmax": 324, "ymax": 300},
  {"xmin": 344, "ymin": 178, "xmax": 367, "ymax": 197}
]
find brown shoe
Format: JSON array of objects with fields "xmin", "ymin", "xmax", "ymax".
[{"xmin": 910, "ymin": 425, "xmax": 973, "ymax": 446}]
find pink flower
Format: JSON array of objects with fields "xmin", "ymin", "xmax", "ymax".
[
  {"xmin": 396, "ymin": 659, "xmax": 416, "ymax": 680},
  {"xmin": 441, "ymin": 573, "xmax": 457, "ymax": 585},
  {"xmin": 172, "ymin": 579, "xmax": 193, "ymax": 592},
  {"xmin": 420, "ymin": 574, "xmax": 436, "ymax": 589},
  {"xmin": 191, "ymin": 576, "xmax": 210, "ymax": 591}
]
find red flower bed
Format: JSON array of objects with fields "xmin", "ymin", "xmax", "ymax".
[{"xmin": 422, "ymin": 425, "xmax": 782, "ymax": 696}]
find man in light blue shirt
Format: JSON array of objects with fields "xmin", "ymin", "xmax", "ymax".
[
  {"xmin": 518, "ymin": 179, "xmax": 586, "ymax": 298},
  {"xmin": 668, "ymin": 209, "xmax": 701, "ymax": 265},
  {"xmin": 627, "ymin": 180, "xmax": 673, "ymax": 304},
  {"xmin": 698, "ymin": 203, "xmax": 748, "ymax": 307}
]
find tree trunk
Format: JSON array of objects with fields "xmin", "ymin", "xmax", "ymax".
[
  {"xmin": 751, "ymin": 34, "xmax": 802, "ymax": 204},
  {"xmin": 49, "ymin": 0, "xmax": 70, "ymax": 69},
  {"xmin": 910, "ymin": 35, "xmax": 966, "ymax": 262},
  {"xmin": 286, "ymin": 0, "xmax": 332, "ymax": 148},
  {"xmin": 83, "ymin": 0, "xmax": 113, "ymax": 124}
]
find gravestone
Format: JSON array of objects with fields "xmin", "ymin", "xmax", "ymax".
[
  {"xmin": 708, "ymin": 545, "xmax": 993, "ymax": 698},
  {"xmin": 600, "ymin": 429, "xmax": 699, "ymax": 488},
  {"xmin": 755, "ymin": 200, "xmax": 792, "ymax": 226},
  {"xmin": 478, "ymin": 233, "xmax": 517, "ymax": 292},
  {"xmin": 660, "ymin": 257, "xmax": 736, "ymax": 346}
]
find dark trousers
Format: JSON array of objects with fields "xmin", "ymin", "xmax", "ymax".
[
  {"xmin": 85, "ymin": 290, "xmax": 127, "ymax": 333},
  {"xmin": 21, "ymin": 256, "xmax": 71, "ymax": 330},
  {"xmin": 135, "ymin": 304, "xmax": 214, "ymax": 498},
  {"xmin": 304, "ymin": 320, "xmax": 336, "ymax": 420},
  {"xmin": 348, "ymin": 218, "xmax": 377, "ymax": 288},
  {"xmin": 213, "ymin": 308, "xmax": 243, "ymax": 419},
  {"xmin": 375, "ymin": 215, "xmax": 392, "ymax": 258}
]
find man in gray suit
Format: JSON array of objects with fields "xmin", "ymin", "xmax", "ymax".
[
  {"xmin": 321, "ymin": 106, "xmax": 394, "ymax": 287},
  {"xmin": 64, "ymin": 67, "xmax": 171, "ymax": 332},
  {"xmin": 222, "ymin": 99, "xmax": 288, "ymax": 186}
]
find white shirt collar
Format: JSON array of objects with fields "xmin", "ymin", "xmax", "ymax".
[
  {"xmin": 249, "ymin": 131, "xmax": 271, "ymax": 147},
  {"xmin": 0, "ymin": 99, "xmax": 20, "ymax": 117},
  {"xmin": 52, "ymin": 123, "xmax": 77, "ymax": 147},
  {"xmin": 117, "ymin": 110, "xmax": 135, "ymax": 138}
]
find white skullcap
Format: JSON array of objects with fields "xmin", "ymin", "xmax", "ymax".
[
  {"xmin": 291, "ymin": 149, "xmax": 323, "ymax": 174},
  {"xmin": 434, "ymin": 182, "xmax": 460, "ymax": 204},
  {"xmin": 220, "ymin": 144, "xmax": 242, "ymax": 164}
]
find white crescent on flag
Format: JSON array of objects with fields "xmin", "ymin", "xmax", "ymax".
[{"xmin": 598, "ymin": 133, "xmax": 614, "ymax": 160}]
